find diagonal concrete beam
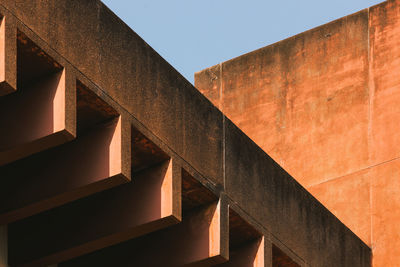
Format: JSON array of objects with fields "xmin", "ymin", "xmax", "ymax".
[
  {"xmin": 8, "ymin": 159, "xmax": 181, "ymax": 267},
  {"xmin": 0, "ymin": 115, "xmax": 130, "ymax": 224},
  {"xmin": 60, "ymin": 199, "xmax": 229, "ymax": 267}
]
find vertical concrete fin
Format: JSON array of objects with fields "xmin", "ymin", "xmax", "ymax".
[
  {"xmin": 265, "ymin": 239, "xmax": 273, "ymax": 267},
  {"xmin": 207, "ymin": 198, "xmax": 229, "ymax": 264},
  {"xmin": 0, "ymin": 14, "xmax": 16, "ymax": 96},
  {"xmin": 256, "ymin": 237, "xmax": 266, "ymax": 267},
  {"xmin": 162, "ymin": 159, "xmax": 182, "ymax": 220},
  {"xmin": 0, "ymin": 225, "xmax": 6, "ymax": 267},
  {"xmin": 63, "ymin": 67, "xmax": 77, "ymax": 139},
  {"xmin": 120, "ymin": 113, "xmax": 132, "ymax": 182}
]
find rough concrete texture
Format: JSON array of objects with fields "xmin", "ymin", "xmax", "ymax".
[
  {"xmin": 0, "ymin": 0, "xmax": 372, "ymax": 266},
  {"xmin": 196, "ymin": 0, "xmax": 400, "ymax": 265},
  {"xmin": 225, "ymin": 119, "xmax": 370, "ymax": 267}
]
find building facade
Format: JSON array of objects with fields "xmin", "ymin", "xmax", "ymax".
[{"xmin": 0, "ymin": 0, "xmax": 377, "ymax": 266}]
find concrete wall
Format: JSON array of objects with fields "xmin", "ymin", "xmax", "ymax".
[
  {"xmin": 0, "ymin": 0, "xmax": 371, "ymax": 266},
  {"xmin": 196, "ymin": 0, "xmax": 399, "ymax": 265}
]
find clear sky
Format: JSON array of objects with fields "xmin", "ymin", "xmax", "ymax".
[{"xmin": 101, "ymin": 0, "xmax": 384, "ymax": 84}]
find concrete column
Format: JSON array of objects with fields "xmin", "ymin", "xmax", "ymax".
[
  {"xmin": 265, "ymin": 239, "xmax": 273, "ymax": 267},
  {"xmin": 0, "ymin": 225, "xmax": 7, "ymax": 267}
]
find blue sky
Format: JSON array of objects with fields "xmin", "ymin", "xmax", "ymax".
[{"xmin": 102, "ymin": 0, "xmax": 384, "ymax": 84}]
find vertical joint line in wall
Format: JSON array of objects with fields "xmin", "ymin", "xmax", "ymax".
[
  {"xmin": 223, "ymin": 114, "xmax": 226, "ymax": 189},
  {"xmin": 220, "ymin": 63, "xmax": 226, "ymax": 189},
  {"xmin": 367, "ymin": 6, "xmax": 374, "ymax": 250},
  {"xmin": 219, "ymin": 63, "xmax": 223, "ymax": 112},
  {"xmin": 367, "ymin": 6, "xmax": 372, "ymax": 153},
  {"xmin": 0, "ymin": 224, "xmax": 7, "ymax": 267}
]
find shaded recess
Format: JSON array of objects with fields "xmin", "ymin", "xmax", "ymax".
[
  {"xmin": 217, "ymin": 209, "xmax": 264, "ymax": 267},
  {"xmin": 182, "ymin": 168, "xmax": 218, "ymax": 213},
  {"xmin": 0, "ymin": 31, "xmax": 71, "ymax": 165},
  {"xmin": 228, "ymin": 209, "xmax": 262, "ymax": 250},
  {"xmin": 76, "ymin": 80, "xmax": 119, "ymax": 134},
  {"xmin": 131, "ymin": 126, "xmax": 170, "ymax": 172},
  {"xmin": 16, "ymin": 31, "xmax": 62, "ymax": 88},
  {"xmin": 273, "ymin": 245, "xmax": 300, "ymax": 267}
]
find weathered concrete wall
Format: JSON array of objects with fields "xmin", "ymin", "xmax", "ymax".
[
  {"xmin": 0, "ymin": 0, "xmax": 371, "ymax": 266},
  {"xmin": 368, "ymin": 2, "xmax": 400, "ymax": 264},
  {"xmin": 196, "ymin": 0, "xmax": 399, "ymax": 265}
]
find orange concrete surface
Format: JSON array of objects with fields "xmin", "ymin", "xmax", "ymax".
[
  {"xmin": 369, "ymin": 1, "xmax": 400, "ymax": 264},
  {"xmin": 196, "ymin": 0, "xmax": 400, "ymax": 264},
  {"xmin": 201, "ymin": 9, "xmax": 370, "ymax": 188},
  {"xmin": 308, "ymin": 169, "xmax": 371, "ymax": 245},
  {"xmin": 370, "ymin": 159, "xmax": 400, "ymax": 266},
  {"xmin": 370, "ymin": 0, "xmax": 400, "ymax": 165},
  {"xmin": 197, "ymin": 9, "xmax": 371, "ymax": 243}
]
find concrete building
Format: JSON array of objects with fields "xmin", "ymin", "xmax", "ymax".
[
  {"xmin": 196, "ymin": 0, "xmax": 398, "ymax": 266},
  {"xmin": 1, "ymin": 0, "xmax": 397, "ymax": 266}
]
